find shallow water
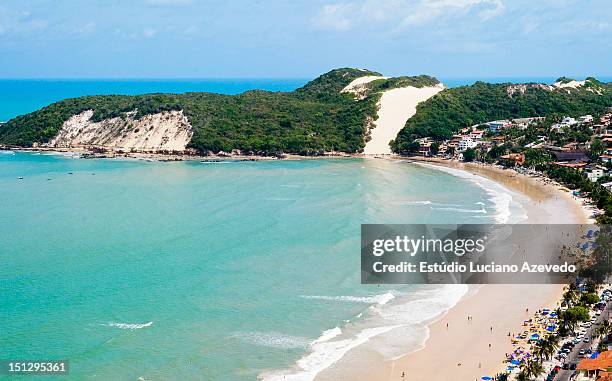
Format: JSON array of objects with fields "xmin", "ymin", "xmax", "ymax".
[{"xmin": 1, "ymin": 153, "xmax": 509, "ymax": 380}]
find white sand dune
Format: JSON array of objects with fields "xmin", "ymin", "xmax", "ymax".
[
  {"xmin": 47, "ymin": 109, "xmax": 193, "ymax": 152},
  {"xmin": 341, "ymin": 75, "xmax": 387, "ymax": 100},
  {"xmin": 363, "ymin": 84, "xmax": 444, "ymax": 155},
  {"xmin": 553, "ymin": 79, "xmax": 586, "ymax": 89}
]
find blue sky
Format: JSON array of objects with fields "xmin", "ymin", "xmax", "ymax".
[{"xmin": 0, "ymin": 0, "xmax": 610, "ymax": 78}]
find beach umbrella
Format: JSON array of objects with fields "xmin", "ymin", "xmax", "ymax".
[{"xmin": 511, "ymin": 359, "xmax": 520, "ymax": 365}]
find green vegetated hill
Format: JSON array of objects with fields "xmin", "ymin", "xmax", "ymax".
[
  {"xmin": 392, "ymin": 77, "xmax": 612, "ymax": 152},
  {"xmin": 0, "ymin": 68, "xmax": 439, "ymax": 155}
]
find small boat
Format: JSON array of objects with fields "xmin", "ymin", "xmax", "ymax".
[{"xmin": 18, "ymin": 176, "xmax": 23, "ymax": 180}]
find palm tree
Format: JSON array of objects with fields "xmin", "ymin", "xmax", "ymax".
[
  {"xmin": 544, "ymin": 335, "xmax": 560, "ymax": 360},
  {"xmin": 516, "ymin": 370, "xmax": 529, "ymax": 381},
  {"xmin": 563, "ymin": 288, "xmax": 578, "ymax": 307},
  {"xmin": 523, "ymin": 358, "xmax": 544, "ymax": 379},
  {"xmin": 494, "ymin": 372, "xmax": 509, "ymax": 381},
  {"xmin": 530, "ymin": 360, "xmax": 544, "ymax": 379},
  {"xmin": 534, "ymin": 342, "xmax": 547, "ymax": 363}
]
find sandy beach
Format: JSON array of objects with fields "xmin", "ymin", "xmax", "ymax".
[{"xmin": 316, "ymin": 156, "xmax": 593, "ymax": 381}]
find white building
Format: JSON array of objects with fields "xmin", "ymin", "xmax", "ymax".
[
  {"xmin": 550, "ymin": 123, "xmax": 565, "ymax": 133},
  {"xmin": 468, "ymin": 129, "xmax": 485, "ymax": 140},
  {"xmin": 561, "ymin": 116, "xmax": 578, "ymax": 126},
  {"xmin": 487, "ymin": 120, "xmax": 510, "ymax": 132},
  {"xmin": 458, "ymin": 137, "xmax": 478, "ymax": 152},
  {"xmin": 579, "ymin": 115, "xmax": 594, "ymax": 124},
  {"xmin": 586, "ymin": 167, "xmax": 605, "ymax": 182}
]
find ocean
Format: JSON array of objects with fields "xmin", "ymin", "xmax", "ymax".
[
  {"xmin": 0, "ymin": 152, "xmax": 523, "ymax": 380},
  {"xmin": 0, "ymin": 77, "xmax": 533, "ymax": 380},
  {"xmin": 2, "ymin": 76, "xmax": 610, "ymax": 122}
]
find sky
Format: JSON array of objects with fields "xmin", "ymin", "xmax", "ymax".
[{"xmin": 0, "ymin": 0, "xmax": 610, "ymax": 79}]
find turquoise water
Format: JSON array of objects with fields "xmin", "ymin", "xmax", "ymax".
[
  {"xmin": 0, "ymin": 79, "xmax": 307, "ymax": 121},
  {"xmin": 0, "ymin": 152, "xmax": 500, "ymax": 380},
  {"xmin": 3, "ymin": 77, "xmax": 610, "ymax": 121}
]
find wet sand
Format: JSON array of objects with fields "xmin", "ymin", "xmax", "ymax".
[{"xmin": 316, "ymin": 156, "xmax": 591, "ymax": 381}]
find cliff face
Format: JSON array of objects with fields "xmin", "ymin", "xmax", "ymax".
[{"xmin": 47, "ymin": 109, "xmax": 192, "ymax": 152}]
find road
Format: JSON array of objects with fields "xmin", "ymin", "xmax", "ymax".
[{"xmin": 554, "ymin": 299, "xmax": 611, "ymax": 381}]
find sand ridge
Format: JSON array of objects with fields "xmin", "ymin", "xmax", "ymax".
[
  {"xmin": 363, "ymin": 84, "xmax": 444, "ymax": 155},
  {"xmin": 47, "ymin": 109, "xmax": 193, "ymax": 152}
]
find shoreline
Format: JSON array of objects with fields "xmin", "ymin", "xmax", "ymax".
[
  {"xmin": 314, "ymin": 156, "xmax": 592, "ymax": 381},
  {"xmin": 0, "ymin": 146, "xmax": 358, "ymax": 162},
  {"xmin": 5, "ymin": 147, "xmax": 596, "ymax": 380},
  {"xmin": 402, "ymin": 156, "xmax": 595, "ymax": 224}
]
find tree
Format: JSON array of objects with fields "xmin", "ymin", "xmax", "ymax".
[
  {"xmin": 430, "ymin": 142, "xmax": 440, "ymax": 155},
  {"xmin": 590, "ymin": 138, "xmax": 604, "ymax": 160},
  {"xmin": 395, "ymin": 141, "xmax": 421, "ymax": 155},
  {"xmin": 515, "ymin": 371, "xmax": 528, "ymax": 381},
  {"xmin": 562, "ymin": 288, "xmax": 579, "ymax": 308},
  {"xmin": 580, "ymin": 292, "xmax": 600, "ymax": 306},
  {"xmin": 597, "ymin": 320, "xmax": 611, "ymax": 339},
  {"xmin": 495, "ymin": 373, "xmax": 509, "ymax": 381},
  {"xmin": 463, "ymin": 148, "xmax": 476, "ymax": 162},
  {"xmin": 562, "ymin": 306, "xmax": 590, "ymax": 331}
]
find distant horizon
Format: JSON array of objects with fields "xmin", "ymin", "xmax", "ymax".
[
  {"xmin": 1, "ymin": 74, "xmax": 611, "ymax": 122},
  {"xmin": 2, "ymin": 1, "xmax": 610, "ymax": 78},
  {"xmin": 1, "ymin": 75, "xmax": 611, "ymax": 81}
]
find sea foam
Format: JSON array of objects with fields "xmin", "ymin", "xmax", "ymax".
[
  {"xmin": 233, "ymin": 332, "xmax": 311, "ymax": 349},
  {"xmin": 105, "ymin": 321, "xmax": 153, "ymax": 330},
  {"xmin": 413, "ymin": 162, "xmax": 526, "ymax": 223},
  {"xmin": 262, "ymin": 285, "xmax": 467, "ymax": 381},
  {"xmin": 300, "ymin": 291, "xmax": 395, "ymax": 305}
]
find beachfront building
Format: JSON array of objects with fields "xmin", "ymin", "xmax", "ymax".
[
  {"xmin": 500, "ymin": 153, "xmax": 525, "ymax": 166},
  {"xmin": 585, "ymin": 166, "xmax": 606, "ymax": 182},
  {"xmin": 458, "ymin": 137, "xmax": 478, "ymax": 152},
  {"xmin": 550, "ymin": 150, "xmax": 589, "ymax": 163},
  {"xmin": 576, "ymin": 350, "xmax": 612, "ymax": 380},
  {"xmin": 415, "ymin": 137, "xmax": 433, "ymax": 157}
]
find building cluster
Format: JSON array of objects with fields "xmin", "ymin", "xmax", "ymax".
[
  {"xmin": 415, "ymin": 117, "xmax": 543, "ymax": 158},
  {"xmin": 550, "ymin": 115, "xmax": 595, "ymax": 133},
  {"xmin": 576, "ymin": 349, "xmax": 612, "ymax": 381},
  {"xmin": 413, "ymin": 111, "xmax": 612, "ymax": 181}
]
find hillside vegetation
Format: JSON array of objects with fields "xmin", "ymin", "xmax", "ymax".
[
  {"xmin": 0, "ymin": 68, "xmax": 439, "ymax": 156},
  {"xmin": 392, "ymin": 78, "xmax": 612, "ymax": 152}
]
